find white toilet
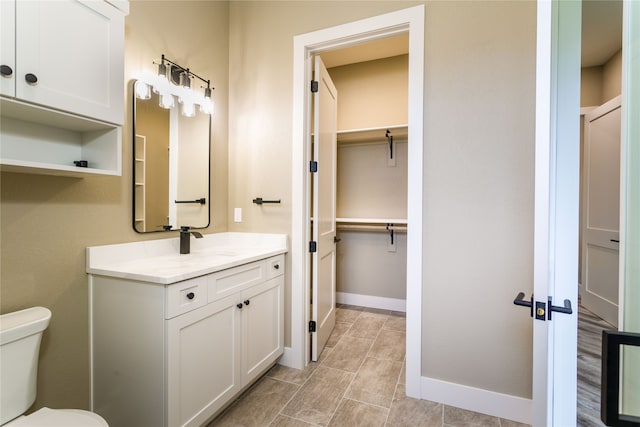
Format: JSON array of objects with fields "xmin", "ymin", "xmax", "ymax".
[{"xmin": 0, "ymin": 307, "xmax": 108, "ymax": 426}]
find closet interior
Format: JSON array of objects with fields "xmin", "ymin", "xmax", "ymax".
[{"xmin": 320, "ymin": 35, "xmax": 409, "ymax": 312}]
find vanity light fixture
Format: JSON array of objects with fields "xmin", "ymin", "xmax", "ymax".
[{"xmin": 137, "ymin": 55, "xmax": 215, "ymax": 116}]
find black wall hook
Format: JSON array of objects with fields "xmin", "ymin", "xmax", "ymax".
[{"xmin": 253, "ymin": 198, "xmax": 281, "ymax": 205}]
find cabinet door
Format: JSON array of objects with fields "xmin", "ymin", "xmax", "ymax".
[
  {"xmin": 167, "ymin": 295, "xmax": 242, "ymax": 427},
  {"xmin": 15, "ymin": 0, "xmax": 124, "ymax": 124},
  {"xmin": 0, "ymin": 0, "xmax": 15, "ymax": 97},
  {"xmin": 241, "ymin": 276, "xmax": 284, "ymax": 385}
]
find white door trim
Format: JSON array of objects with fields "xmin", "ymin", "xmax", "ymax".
[
  {"xmin": 288, "ymin": 5, "xmax": 425, "ymax": 398},
  {"xmin": 532, "ymin": 1, "xmax": 581, "ymax": 425}
]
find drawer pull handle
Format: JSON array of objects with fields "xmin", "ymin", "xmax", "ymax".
[
  {"xmin": 273, "ymin": 264, "xmax": 280, "ymax": 270},
  {"xmin": 244, "ymin": 300, "xmax": 250, "ymax": 306},
  {"xmin": 186, "ymin": 292, "xmax": 195, "ymax": 300},
  {"xmin": 0, "ymin": 65, "xmax": 12, "ymax": 77},
  {"xmin": 25, "ymin": 73, "xmax": 38, "ymax": 84},
  {"xmin": 236, "ymin": 303, "xmax": 243, "ymax": 309}
]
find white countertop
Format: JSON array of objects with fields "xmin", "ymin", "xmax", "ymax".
[{"xmin": 87, "ymin": 232, "xmax": 288, "ymax": 284}]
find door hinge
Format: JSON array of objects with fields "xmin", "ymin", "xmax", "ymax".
[
  {"xmin": 311, "ymin": 80, "xmax": 319, "ymax": 93},
  {"xmin": 309, "ymin": 241, "xmax": 317, "ymax": 253},
  {"xmin": 309, "ymin": 320, "xmax": 317, "ymax": 332},
  {"xmin": 310, "ymin": 161, "xmax": 318, "ymax": 173}
]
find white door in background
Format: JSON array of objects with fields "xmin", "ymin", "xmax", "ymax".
[
  {"xmin": 311, "ymin": 55, "xmax": 338, "ymax": 361},
  {"xmin": 581, "ymin": 96, "xmax": 621, "ymax": 327},
  {"xmin": 530, "ymin": 1, "xmax": 580, "ymax": 425}
]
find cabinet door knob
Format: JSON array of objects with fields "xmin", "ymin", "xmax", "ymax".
[
  {"xmin": 236, "ymin": 303, "xmax": 243, "ymax": 309},
  {"xmin": 244, "ymin": 300, "xmax": 250, "ymax": 306},
  {"xmin": 186, "ymin": 292, "xmax": 195, "ymax": 300},
  {"xmin": 25, "ymin": 73, "xmax": 38, "ymax": 84},
  {"xmin": 273, "ymin": 264, "xmax": 280, "ymax": 270},
  {"xmin": 0, "ymin": 65, "xmax": 12, "ymax": 77}
]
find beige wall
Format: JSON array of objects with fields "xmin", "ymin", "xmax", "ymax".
[
  {"xmin": 581, "ymin": 66, "xmax": 603, "ymax": 107},
  {"xmin": 422, "ymin": 1, "xmax": 535, "ymax": 398},
  {"xmin": 581, "ymin": 48, "xmax": 622, "ymax": 107},
  {"xmin": 0, "ymin": 1, "xmax": 229, "ymax": 411},
  {"xmin": 228, "ymin": 0, "xmax": 536, "ymax": 399},
  {"xmin": 602, "ymin": 49, "xmax": 622, "ymax": 102},
  {"xmin": 328, "ymin": 55, "xmax": 409, "ymax": 131}
]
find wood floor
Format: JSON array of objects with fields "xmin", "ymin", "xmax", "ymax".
[
  {"xmin": 208, "ymin": 304, "xmax": 612, "ymax": 427},
  {"xmin": 577, "ymin": 304, "xmax": 615, "ymax": 427}
]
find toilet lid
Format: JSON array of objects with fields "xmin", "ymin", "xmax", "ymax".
[{"xmin": 6, "ymin": 407, "xmax": 108, "ymax": 427}]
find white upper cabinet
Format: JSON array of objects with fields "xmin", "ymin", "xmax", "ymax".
[
  {"xmin": 0, "ymin": 0, "xmax": 127, "ymax": 176},
  {"xmin": 0, "ymin": 0, "xmax": 16, "ymax": 97},
  {"xmin": 2, "ymin": 0, "xmax": 125, "ymax": 125}
]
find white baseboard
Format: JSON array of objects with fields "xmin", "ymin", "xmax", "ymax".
[
  {"xmin": 420, "ymin": 376, "xmax": 532, "ymax": 425},
  {"xmin": 277, "ymin": 346, "xmax": 303, "ymax": 369},
  {"xmin": 336, "ymin": 292, "xmax": 406, "ymax": 312}
]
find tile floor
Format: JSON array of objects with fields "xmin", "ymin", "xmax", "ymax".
[{"xmin": 208, "ymin": 305, "xmax": 529, "ymax": 427}]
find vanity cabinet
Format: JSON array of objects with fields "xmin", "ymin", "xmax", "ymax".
[
  {"xmin": 90, "ymin": 254, "xmax": 284, "ymax": 427},
  {"xmin": 0, "ymin": 0, "xmax": 127, "ymax": 176}
]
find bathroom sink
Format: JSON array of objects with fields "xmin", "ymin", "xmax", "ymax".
[{"xmin": 87, "ymin": 232, "xmax": 288, "ymax": 284}]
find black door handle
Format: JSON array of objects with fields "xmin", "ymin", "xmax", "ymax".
[
  {"xmin": 513, "ymin": 292, "xmax": 533, "ymax": 317},
  {"xmin": 514, "ymin": 293, "xmax": 572, "ymax": 321},
  {"xmin": 547, "ymin": 297, "xmax": 572, "ymax": 320}
]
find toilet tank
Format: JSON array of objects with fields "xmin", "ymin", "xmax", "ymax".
[{"xmin": 0, "ymin": 307, "xmax": 52, "ymax": 425}]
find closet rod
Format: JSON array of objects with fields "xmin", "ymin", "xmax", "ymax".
[{"xmin": 336, "ymin": 224, "xmax": 407, "ymax": 232}]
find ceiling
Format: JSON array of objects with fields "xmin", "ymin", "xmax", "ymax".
[
  {"xmin": 320, "ymin": 34, "xmax": 409, "ymax": 69},
  {"xmin": 321, "ymin": 2, "xmax": 623, "ymax": 70},
  {"xmin": 582, "ymin": 0, "xmax": 623, "ymax": 67}
]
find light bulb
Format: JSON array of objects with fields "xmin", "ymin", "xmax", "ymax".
[
  {"xmin": 134, "ymin": 80, "xmax": 151, "ymax": 100},
  {"xmin": 200, "ymin": 99, "xmax": 213, "ymax": 115},
  {"xmin": 159, "ymin": 93, "xmax": 174, "ymax": 109},
  {"xmin": 153, "ymin": 62, "xmax": 168, "ymax": 94},
  {"xmin": 181, "ymin": 101, "xmax": 195, "ymax": 117}
]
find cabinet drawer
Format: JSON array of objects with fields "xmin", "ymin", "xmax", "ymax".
[
  {"xmin": 208, "ymin": 261, "xmax": 265, "ymax": 302},
  {"xmin": 265, "ymin": 255, "xmax": 285, "ymax": 280},
  {"xmin": 166, "ymin": 276, "xmax": 207, "ymax": 319}
]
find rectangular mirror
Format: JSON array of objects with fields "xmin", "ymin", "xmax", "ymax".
[{"xmin": 132, "ymin": 79, "xmax": 210, "ymax": 233}]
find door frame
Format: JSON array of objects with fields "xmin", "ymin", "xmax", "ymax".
[
  {"xmin": 288, "ymin": 5, "xmax": 425, "ymax": 398},
  {"xmin": 532, "ymin": 1, "xmax": 581, "ymax": 424}
]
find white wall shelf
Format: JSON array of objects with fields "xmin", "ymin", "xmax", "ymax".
[
  {"xmin": 337, "ymin": 124, "xmax": 407, "ymax": 144},
  {"xmin": 0, "ymin": 101, "xmax": 122, "ymax": 176},
  {"xmin": 134, "ymin": 135, "xmax": 146, "ymax": 231}
]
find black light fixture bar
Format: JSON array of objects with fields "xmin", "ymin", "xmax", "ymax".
[{"xmin": 158, "ymin": 54, "xmax": 213, "ymax": 92}]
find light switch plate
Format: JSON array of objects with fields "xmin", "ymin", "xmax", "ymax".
[{"xmin": 234, "ymin": 208, "xmax": 242, "ymax": 222}]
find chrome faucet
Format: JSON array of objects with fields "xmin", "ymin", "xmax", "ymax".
[{"xmin": 180, "ymin": 226, "xmax": 203, "ymax": 254}]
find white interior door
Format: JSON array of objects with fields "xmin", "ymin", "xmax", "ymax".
[
  {"xmin": 311, "ymin": 55, "xmax": 337, "ymax": 361},
  {"xmin": 530, "ymin": 1, "xmax": 580, "ymax": 425},
  {"xmin": 619, "ymin": 0, "xmax": 640, "ymax": 417},
  {"xmin": 581, "ymin": 96, "xmax": 621, "ymax": 327}
]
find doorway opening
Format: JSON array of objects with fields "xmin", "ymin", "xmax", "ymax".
[
  {"xmin": 309, "ymin": 37, "xmax": 410, "ymax": 362},
  {"xmin": 577, "ymin": 1, "xmax": 623, "ymax": 424},
  {"xmin": 288, "ymin": 5, "xmax": 425, "ymax": 399}
]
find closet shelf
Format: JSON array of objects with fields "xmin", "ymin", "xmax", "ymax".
[
  {"xmin": 337, "ymin": 124, "xmax": 407, "ymax": 144},
  {"xmin": 337, "ymin": 217, "xmax": 407, "ymax": 225}
]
